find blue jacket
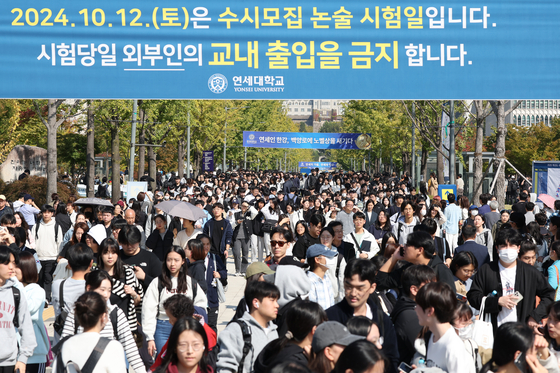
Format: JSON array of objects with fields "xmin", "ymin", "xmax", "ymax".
[
  {"xmin": 206, "ymin": 253, "xmax": 228, "ymax": 308},
  {"xmin": 455, "ymin": 240, "xmax": 491, "ymax": 270},
  {"xmin": 203, "ymin": 218, "xmax": 233, "ymax": 255}
]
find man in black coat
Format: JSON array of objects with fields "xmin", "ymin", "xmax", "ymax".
[
  {"xmin": 326, "ymin": 259, "xmax": 400, "ymax": 373},
  {"xmin": 467, "ymin": 229, "xmax": 554, "ymax": 333},
  {"xmin": 391, "ymin": 265, "xmax": 436, "ymax": 365},
  {"xmin": 455, "ymin": 224, "xmax": 491, "ymax": 269},
  {"xmin": 377, "ymin": 231, "xmax": 456, "ymax": 293}
]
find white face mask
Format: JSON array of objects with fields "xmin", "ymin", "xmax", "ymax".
[
  {"xmin": 324, "ymin": 255, "xmax": 338, "ymax": 271},
  {"xmin": 342, "ymin": 193, "xmax": 347, "ymax": 198},
  {"xmin": 455, "ymin": 323, "xmax": 474, "ymax": 340},
  {"xmin": 471, "ymin": 210, "xmax": 478, "ymax": 216},
  {"xmin": 420, "ymin": 208, "xmax": 427, "ymax": 216},
  {"xmin": 498, "ymin": 248, "xmax": 518, "ymax": 264}
]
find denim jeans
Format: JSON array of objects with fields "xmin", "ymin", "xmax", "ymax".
[{"xmin": 154, "ymin": 319, "xmax": 173, "ymax": 354}]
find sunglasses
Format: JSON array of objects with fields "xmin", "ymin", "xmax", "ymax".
[{"xmin": 270, "ymin": 240, "xmax": 287, "ymax": 247}]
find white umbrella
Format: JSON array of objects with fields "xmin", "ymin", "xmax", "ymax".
[
  {"xmin": 74, "ymin": 197, "xmax": 113, "ymax": 207},
  {"xmin": 154, "ymin": 200, "xmax": 207, "ymax": 221}
]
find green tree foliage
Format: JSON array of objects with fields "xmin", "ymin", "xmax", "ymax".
[
  {"xmin": 505, "ymin": 120, "xmax": 560, "ymax": 175},
  {"xmin": 319, "ymin": 121, "xmax": 342, "ymax": 133}
]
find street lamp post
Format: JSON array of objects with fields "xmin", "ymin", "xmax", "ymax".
[{"xmin": 223, "ymin": 106, "xmax": 249, "ymax": 172}]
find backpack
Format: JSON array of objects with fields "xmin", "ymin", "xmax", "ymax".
[
  {"xmin": 35, "ymin": 220, "xmax": 60, "ymax": 242},
  {"xmin": 396, "ymin": 222, "xmax": 404, "ymax": 243},
  {"xmin": 12, "ymin": 287, "xmax": 20, "ymax": 328},
  {"xmin": 53, "ymin": 279, "xmax": 68, "ymax": 335},
  {"xmin": 55, "ymin": 336, "xmax": 111, "ymax": 373},
  {"xmin": 96, "ymin": 184, "xmax": 108, "ymax": 198},
  {"xmin": 208, "ymin": 319, "xmax": 252, "ymax": 373}
]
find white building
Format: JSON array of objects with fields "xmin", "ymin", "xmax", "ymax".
[
  {"xmin": 282, "ymin": 99, "xmax": 348, "ymax": 121},
  {"xmin": 484, "ymin": 100, "xmax": 560, "ymax": 135}
]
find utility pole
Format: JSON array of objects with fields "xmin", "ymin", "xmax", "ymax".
[
  {"xmin": 244, "ymin": 147, "xmax": 247, "ymax": 169},
  {"xmin": 128, "ymin": 99, "xmax": 137, "ymax": 182},
  {"xmin": 449, "ymin": 100, "xmax": 456, "ymax": 183},
  {"xmin": 223, "ymin": 108, "xmax": 228, "ymax": 172}
]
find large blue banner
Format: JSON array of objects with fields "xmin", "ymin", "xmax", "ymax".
[
  {"xmin": 243, "ymin": 131, "xmax": 371, "ymax": 149},
  {"xmin": 1, "ymin": 0, "xmax": 559, "ymax": 99}
]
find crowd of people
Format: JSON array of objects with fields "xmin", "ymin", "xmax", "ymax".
[{"xmin": 0, "ymin": 168, "xmax": 559, "ymax": 373}]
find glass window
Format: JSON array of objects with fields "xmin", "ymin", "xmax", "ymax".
[
  {"xmin": 545, "ymin": 100, "xmax": 549, "ymax": 109},
  {"xmin": 307, "ymin": 108, "xmax": 311, "ymax": 112},
  {"xmin": 522, "ymin": 115, "xmax": 526, "ymax": 125},
  {"xmin": 556, "ymin": 101, "xmax": 558, "ymax": 109},
  {"xmin": 518, "ymin": 115, "xmax": 522, "ymax": 125},
  {"xmin": 532, "ymin": 115, "xmax": 535, "ymax": 124},
  {"xmin": 513, "ymin": 115, "xmax": 516, "ymax": 124},
  {"xmin": 545, "ymin": 116, "xmax": 549, "ymax": 125},
  {"xmin": 531, "ymin": 100, "xmax": 535, "ymax": 108},
  {"xmin": 522, "ymin": 100, "xmax": 526, "ymax": 109}
]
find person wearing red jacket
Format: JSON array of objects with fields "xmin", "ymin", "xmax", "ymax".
[{"xmin": 150, "ymin": 295, "xmax": 217, "ymax": 372}]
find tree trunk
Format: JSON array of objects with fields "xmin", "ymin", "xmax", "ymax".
[
  {"xmin": 491, "ymin": 100, "xmax": 507, "ymax": 209},
  {"xmin": 111, "ymin": 125, "xmax": 121, "ymax": 203},
  {"xmin": 148, "ymin": 145, "xmax": 157, "ymax": 191},
  {"xmin": 194, "ymin": 150, "xmax": 202, "ymax": 174},
  {"xmin": 138, "ymin": 131, "xmax": 146, "ymax": 179},
  {"xmin": 472, "ymin": 100, "xmax": 485, "ymax": 205},
  {"xmin": 46, "ymin": 100, "xmax": 58, "ymax": 204},
  {"xmin": 436, "ymin": 138, "xmax": 444, "ymax": 184},
  {"xmin": 177, "ymin": 139, "xmax": 185, "ymax": 179},
  {"xmin": 421, "ymin": 144, "xmax": 429, "ymax": 182},
  {"xmin": 86, "ymin": 101, "xmax": 95, "ymax": 197}
]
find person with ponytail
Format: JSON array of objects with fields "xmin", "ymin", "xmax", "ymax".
[
  {"xmin": 479, "ymin": 322, "xmax": 553, "ymax": 373},
  {"xmin": 53, "ymin": 291, "xmax": 126, "ymax": 372},
  {"xmin": 153, "ymin": 317, "xmax": 211, "ymax": 373},
  {"xmin": 254, "ymin": 299, "xmax": 327, "ymax": 373},
  {"xmin": 61, "ymin": 270, "xmax": 147, "ymax": 373}
]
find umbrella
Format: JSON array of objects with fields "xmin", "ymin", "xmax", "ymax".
[
  {"xmin": 154, "ymin": 200, "xmax": 207, "ymax": 221},
  {"xmin": 538, "ymin": 194, "xmax": 556, "ymax": 209},
  {"xmin": 74, "ymin": 197, "xmax": 113, "ymax": 207}
]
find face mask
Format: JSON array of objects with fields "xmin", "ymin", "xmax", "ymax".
[
  {"xmin": 499, "ymin": 248, "xmax": 518, "ymax": 264},
  {"xmin": 342, "ymin": 193, "xmax": 347, "ymax": 198},
  {"xmin": 455, "ymin": 323, "xmax": 474, "ymax": 340},
  {"xmin": 323, "ymin": 256, "xmax": 338, "ymax": 271},
  {"xmin": 207, "ymin": 191, "xmax": 213, "ymax": 197},
  {"xmin": 164, "ymin": 196, "xmax": 170, "ymax": 200},
  {"xmin": 420, "ymin": 208, "xmax": 427, "ymax": 216},
  {"xmin": 471, "ymin": 210, "xmax": 478, "ymax": 216}
]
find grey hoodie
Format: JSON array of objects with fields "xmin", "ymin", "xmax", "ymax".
[
  {"xmin": 392, "ymin": 216, "xmax": 421, "ymax": 245},
  {"xmin": 216, "ymin": 312, "xmax": 278, "ymax": 373},
  {"xmin": 0, "ymin": 279, "xmax": 37, "ymax": 366},
  {"xmin": 274, "ymin": 265, "xmax": 311, "ymax": 308}
]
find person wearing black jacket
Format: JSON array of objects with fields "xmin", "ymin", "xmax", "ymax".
[
  {"xmin": 325, "ymin": 259, "xmax": 400, "ymax": 373},
  {"xmin": 391, "ymin": 265, "xmax": 436, "ymax": 365},
  {"xmin": 467, "ymin": 228, "xmax": 555, "ymax": 333},
  {"xmin": 377, "ymin": 230, "xmax": 456, "ymax": 293},
  {"xmin": 145, "ymin": 214, "xmax": 175, "ymax": 261},
  {"xmin": 118, "ymin": 225, "xmax": 162, "ymax": 292},
  {"xmin": 292, "ymin": 213, "xmax": 324, "ymax": 260},
  {"xmin": 232, "ymin": 202, "xmax": 253, "ymax": 275}
]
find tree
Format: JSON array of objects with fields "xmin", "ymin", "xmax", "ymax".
[
  {"xmin": 319, "ymin": 121, "xmax": 342, "ymax": 133},
  {"xmin": 32, "ymin": 99, "xmax": 82, "ymax": 203},
  {"xmin": 86, "ymin": 101, "xmax": 95, "ymax": 197},
  {"xmin": 0, "ymin": 100, "xmax": 24, "ymax": 163},
  {"xmin": 489, "ymin": 101, "xmax": 520, "ymax": 209}
]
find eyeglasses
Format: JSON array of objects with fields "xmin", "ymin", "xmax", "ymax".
[
  {"xmin": 270, "ymin": 240, "xmax": 287, "ymax": 247},
  {"xmin": 177, "ymin": 342, "xmax": 204, "ymax": 353}
]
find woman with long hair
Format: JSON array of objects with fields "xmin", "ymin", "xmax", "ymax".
[
  {"xmin": 254, "ymin": 299, "xmax": 327, "ymax": 373},
  {"xmin": 364, "ymin": 200, "xmax": 378, "ymax": 231},
  {"xmin": 61, "ymin": 271, "xmax": 146, "ymax": 373},
  {"xmin": 153, "ymin": 317, "xmax": 211, "ymax": 373},
  {"xmin": 98, "ymin": 237, "xmax": 143, "ymax": 331},
  {"xmin": 369, "ymin": 210, "xmax": 392, "ymax": 246},
  {"xmin": 450, "ymin": 251, "xmax": 478, "ymax": 298},
  {"xmin": 294, "ymin": 220, "xmax": 308, "ymax": 241},
  {"xmin": 143, "ymin": 246, "xmax": 207, "ymax": 357},
  {"xmin": 59, "ymin": 221, "xmax": 88, "ymax": 259},
  {"xmin": 54, "ymin": 292, "xmax": 126, "ymax": 372},
  {"xmin": 187, "ymin": 239, "xmax": 208, "ymax": 294},
  {"xmin": 14, "ymin": 251, "xmax": 49, "ymax": 373}
]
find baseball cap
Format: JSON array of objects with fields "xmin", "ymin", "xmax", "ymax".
[
  {"xmin": 0, "ymin": 195, "xmax": 6, "ymax": 201},
  {"xmin": 469, "ymin": 205, "xmax": 479, "ymax": 211},
  {"xmin": 231, "ymin": 198, "xmax": 239, "ymax": 205},
  {"xmin": 245, "ymin": 262, "xmax": 274, "ymax": 279},
  {"xmin": 23, "ymin": 194, "xmax": 34, "ymax": 201},
  {"xmin": 306, "ymin": 244, "xmax": 339, "ymax": 259},
  {"xmin": 312, "ymin": 321, "xmax": 364, "ymax": 353}
]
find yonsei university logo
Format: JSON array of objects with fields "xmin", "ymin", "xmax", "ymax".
[{"xmin": 208, "ymin": 74, "xmax": 228, "ymax": 94}]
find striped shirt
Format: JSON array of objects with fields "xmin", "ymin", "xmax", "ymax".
[
  {"xmin": 307, "ymin": 271, "xmax": 335, "ymax": 310},
  {"xmin": 61, "ymin": 304, "xmax": 147, "ymax": 373},
  {"xmin": 110, "ymin": 265, "xmax": 144, "ymax": 332}
]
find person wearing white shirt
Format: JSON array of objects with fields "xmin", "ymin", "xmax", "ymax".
[
  {"xmin": 415, "ymin": 282, "xmax": 475, "ymax": 373},
  {"xmin": 343, "ymin": 212, "xmax": 379, "ymax": 260}
]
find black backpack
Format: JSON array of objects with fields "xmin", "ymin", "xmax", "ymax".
[
  {"xmin": 208, "ymin": 319, "xmax": 252, "ymax": 373},
  {"xmin": 53, "ymin": 279, "xmax": 68, "ymax": 335},
  {"xmin": 12, "ymin": 287, "xmax": 20, "ymax": 328}
]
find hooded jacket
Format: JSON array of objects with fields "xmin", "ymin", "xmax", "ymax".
[
  {"xmin": 0, "ymin": 279, "xmax": 37, "ymax": 366},
  {"xmin": 391, "ymin": 295, "xmax": 422, "ymax": 365},
  {"xmin": 216, "ymin": 312, "xmax": 278, "ymax": 373},
  {"xmin": 391, "ymin": 216, "xmax": 421, "ymax": 245}
]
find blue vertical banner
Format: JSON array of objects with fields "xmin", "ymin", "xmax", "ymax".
[
  {"xmin": 202, "ymin": 151, "xmax": 214, "ymax": 172},
  {"xmin": 1, "ymin": 1, "xmax": 560, "ymax": 99},
  {"xmin": 243, "ymin": 131, "xmax": 371, "ymax": 149}
]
